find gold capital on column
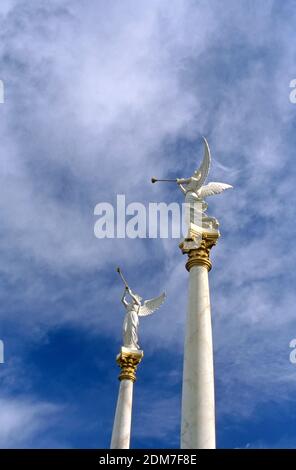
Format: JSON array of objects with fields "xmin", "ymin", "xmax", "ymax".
[
  {"xmin": 116, "ymin": 349, "xmax": 144, "ymax": 383},
  {"xmin": 179, "ymin": 227, "xmax": 220, "ymax": 272}
]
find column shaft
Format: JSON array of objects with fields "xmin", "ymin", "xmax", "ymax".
[
  {"xmin": 110, "ymin": 379, "xmax": 134, "ymax": 449},
  {"xmin": 110, "ymin": 348, "xmax": 143, "ymax": 449},
  {"xmin": 181, "ymin": 264, "xmax": 216, "ymax": 449}
]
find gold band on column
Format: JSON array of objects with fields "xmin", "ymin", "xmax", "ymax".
[{"xmin": 116, "ymin": 350, "xmax": 143, "ymax": 383}]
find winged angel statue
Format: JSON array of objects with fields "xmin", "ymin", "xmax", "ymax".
[
  {"xmin": 151, "ymin": 137, "xmax": 233, "ymax": 227},
  {"xmin": 117, "ymin": 268, "xmax": 166, "ymax": 350}
]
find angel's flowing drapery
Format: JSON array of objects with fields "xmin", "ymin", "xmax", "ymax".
[
  {"xmin": 123, "ymin": 306, "xmax": 140, "ymax": 349},
  {"xmin": 122, "ymin": 293, "xmax": 166, "ymax": 350},
  {"xmin": 185, "ymin": 191, "xmax": 202, "ymax": 226}
]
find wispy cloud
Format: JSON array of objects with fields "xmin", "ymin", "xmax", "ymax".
[{"xmin": 0, "ymin": 396, "xmax": 63, "ymax": 448}]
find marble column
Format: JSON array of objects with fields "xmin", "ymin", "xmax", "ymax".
[
  {"xmin": 110, "ymin": 347, "xmax": 143, "ymax": 449},
  {"xmin": 179, "ymin": 225, "xmax": 219, "ymax": 449}
]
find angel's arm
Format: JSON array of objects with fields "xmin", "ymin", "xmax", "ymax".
[
  {"xmin": 128, "ymin": 288, "xmax": 141, "ymax": 306},
  {"xmin": 121, "ymin": 289, "xmax": 128, "ymax": 307},
  {"xmin": 177, "ymin": 178, "xmax": 190, "ymax": 195},
  {"xmin": 177, "ymin": 178, "xmax": 191, "ymax": 184},
  {"xmin": 179, "ymin": 184, "xmax": 186, "ymax": 195}
]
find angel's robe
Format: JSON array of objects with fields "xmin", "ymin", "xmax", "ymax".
[
  {"xmin": 185, "ymin": 188, "xmax": 203, "ymax": 226},
  {"xmin": 123, "ymin": 304, "xmax": 140, "ymax": 350}
]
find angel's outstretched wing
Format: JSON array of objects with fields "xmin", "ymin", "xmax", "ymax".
[
  {"xmin": 138, "ymin": 292, "xmax": 166, "ymax": 317},
  {"xmin": 199, "ymin": 182, "xmax": 233, "ymax": 198},
  {"xmin": 194, "ymin": 137, "xmax": 211, "ymax": 185}
]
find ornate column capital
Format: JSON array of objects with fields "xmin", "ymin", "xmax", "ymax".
[
  {"xmin": 116, "ymin": 347, "xmax": 144, "ymax": 383},
  {"xmin": 179, "ymin": 223, "xmax": 220, "ymax": 272}
]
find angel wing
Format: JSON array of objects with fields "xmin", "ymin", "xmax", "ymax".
[
  {"xmin": 199, "ymin": 182, "xmax": 233, "ymax": 198},
  {"xmin": 194, "ymin": 136, "xmax": 211, "ymax": 185},
  {"xmin": 138, "ymin": 292, "xmax": 166, "ymax": 317}
]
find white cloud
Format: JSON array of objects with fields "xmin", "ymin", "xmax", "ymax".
[{"xmin": 0, "ymin": 397, "xmax": 62, "ymax": 448}]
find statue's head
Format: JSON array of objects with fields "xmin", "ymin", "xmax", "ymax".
[{"xmin": 193, "ymin": 170, "xmax": 202, "ymax": 180}]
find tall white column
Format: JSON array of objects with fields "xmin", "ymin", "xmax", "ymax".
[
  {"xmin": 110, "ymin": 347, "xmax": 143, "ymax": 449},
  {"xmin": 180, "ymin": 229, "xmax": 219, "ymax": 449},
  {"xmin": 111, "ymin": 379, "xmax": 133, "ymax": 449}
]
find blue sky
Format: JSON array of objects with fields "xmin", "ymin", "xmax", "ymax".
[{"xmin": 1, "ymin": 0, "xmax": 296, "ymax": 448}]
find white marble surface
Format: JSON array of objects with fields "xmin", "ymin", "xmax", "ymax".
[
  {"xmin": 110, "ymin": 379, "xmax": 134, "ymax": 449},
  {"xmin": 181, "ymin": 264, "xmax": 216, "ymax": 449}
]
